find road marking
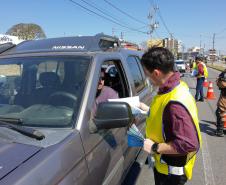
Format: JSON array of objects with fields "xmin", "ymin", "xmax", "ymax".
[{"xmin": 201, "ymin": 132, "xmax": 216, "ymax": 185}]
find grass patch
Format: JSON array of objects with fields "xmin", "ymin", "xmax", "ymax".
[{"xmin": 206, "ymin": 64, "xmax": 225, "ymax": 72}]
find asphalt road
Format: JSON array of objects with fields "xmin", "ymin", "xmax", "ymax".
[{"xmin": 123, "ymin": 67, "xmax": 226, "ymax": 185}]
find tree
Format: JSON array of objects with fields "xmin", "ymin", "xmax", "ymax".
[{"xmin": 6, "ymin": 23, "xmax": 46, "ymax": 40}]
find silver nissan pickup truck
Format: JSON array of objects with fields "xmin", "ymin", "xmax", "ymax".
[{"xmin": 0, "ymin": 34, "xmax": 152, "ymax": 185}]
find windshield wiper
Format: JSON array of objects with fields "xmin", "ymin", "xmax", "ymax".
[
  {"xmin": 0, "ymin": 120, "xmax": 45, "ymax": 140},
  {"xmin": 0, "ymin": 117, "xmax": 23, "ymax": 125}
]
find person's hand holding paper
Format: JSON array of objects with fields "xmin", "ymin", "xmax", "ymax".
[{"xmin": 108, "ymin": 96, "xmax": 149, "ymax": 116}]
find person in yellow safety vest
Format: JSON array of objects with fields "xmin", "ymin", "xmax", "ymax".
[
  {"xmin": 139, "ymin": 47, "xmax": 202, "ymax": 185},
  {"xmin": 202, "ymin": 61, "xmax": 208, "ymax": 78},
  {"xmin": 192, "ymin": 60, "xmax": 197, "ymax": 70},
  {"xmin": 190, "ymin": 60, "xmax": 197, "ymax": 76},
  {"xmin": 195, "ymin": 56, "xmax": 208, "ymax": 102}
]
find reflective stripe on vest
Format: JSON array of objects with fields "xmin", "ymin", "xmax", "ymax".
[{"xmin": 146, "ymin": 81, "xmax": 202, "ymax": 180}]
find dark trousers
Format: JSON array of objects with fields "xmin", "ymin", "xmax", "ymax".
[
  {"xmin": 195, "ymin": 77, "xmax": 205, "ymax": 100},
  {"xmin": 153, "ymin": 168, "xmax": 187, "ymax": 185},
  {"xmin": 216, "ymin": 108, "xmax": 224, "ymax": 132}
]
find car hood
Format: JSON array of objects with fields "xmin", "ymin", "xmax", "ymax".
[{"xmin": 0, "ymin": 141, "xmax": 41, "ymax": 179}]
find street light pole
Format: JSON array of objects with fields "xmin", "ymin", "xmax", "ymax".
[
  {"xmin": 212, "ymin": 33, "xmax": 216, "ymax": 64},
  {"xmin": 213, "ymin": 33, "xmax": 215, "ymax": 49},
  {"xmin": 199, "ymin": 34, "xmax": 202, "ymax": 54}
]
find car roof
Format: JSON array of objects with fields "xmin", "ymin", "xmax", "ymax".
[
  {"xmin": 0, "ymin": 33, "xmax": 122, "ymax": 55},
  {"xmin": 0, "ymin": 34, "xmax": 144, "ymax": 58}
]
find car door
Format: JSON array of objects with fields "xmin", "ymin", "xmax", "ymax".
[
  {"xmin": 78, "ymin": 58, "xmax": 128, "ymax": 185},
  {"xmin": 118, "ymin": 55, "xmax": 152, "ymax": 173},
  {"xmin": 99, "ymin": 57, "xmax": 151, "ymax": 181}
]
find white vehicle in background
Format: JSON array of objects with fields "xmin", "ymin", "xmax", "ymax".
[{"xmin": 175, "ymin": 59, "xmax": 186, "ymax": 73}]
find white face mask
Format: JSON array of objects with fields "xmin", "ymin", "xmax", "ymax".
[{"xmin": 146, "ymin": 78, "xmax": 158, "ymax": 94}]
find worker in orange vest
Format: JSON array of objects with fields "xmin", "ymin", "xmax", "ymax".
[{"xmin": 195, "ymin": 56, "xmax": 208, "ymax": 102}]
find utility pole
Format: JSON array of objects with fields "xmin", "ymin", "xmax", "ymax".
[
  {"xmin": 112, "ymin": 28, "xmax": 115, "ymax": 37},
  {"xmin": 199, "ymin": 34, "xmax": 202, "ymax": 54},
  {"xmin": 120, "ymin": 32, "xmax": 124, "ymax": 40},
  {"xmin": 211, "ymin": 33, "xmax": 216, "ymax": 64},
  {"xmin": 182, "ymin": 44, "xmax": 185, "ymax": 60},
  {"xmin": 147, "ymin": 5, "xmax": 159, "ymax": 40},
  {"xmin": 203, "ymin": 43, "xmax": 205, "ymax": 56},
  {"xmin": 212, "ymin": 33, "xmax": 215, "ymax": 49}
]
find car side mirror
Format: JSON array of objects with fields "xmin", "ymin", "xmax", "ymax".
[{"xmin": 93, "ymin": 102, "xmax": 134, "ymax": 130}]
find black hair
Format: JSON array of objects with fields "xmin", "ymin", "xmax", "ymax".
[
  {"xmin": 101, "ymin": 67, "xmax": 105, "ymax": 73},
  {"xmin": 141, "ymin": 47, "xmax": 174, "ymax": 74},
  {"xmin": 100, "ymin": 67, "xmax": 106, "ymax": 79},
  {"xmin": 195, "ymin": 56, "xmax": 203, "ymax": 61}
]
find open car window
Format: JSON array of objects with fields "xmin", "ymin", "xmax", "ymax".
[{"xmin": 0, "ymin": 56, "xmax": 91, "ymax": 128}]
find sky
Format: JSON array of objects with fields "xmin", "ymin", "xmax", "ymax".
[{"xmin": 0, "ymin": 0, "xmax": 226, "ymax": 54}]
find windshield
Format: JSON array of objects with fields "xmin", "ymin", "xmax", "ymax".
[{"xmin": 0, "ymin": 56, "xmax": 91, "ymax": 128}]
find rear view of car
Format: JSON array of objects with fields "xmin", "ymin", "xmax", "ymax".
[{"xmin": 175, "ymin": 60, "xmax": 186, "ymax": 73}]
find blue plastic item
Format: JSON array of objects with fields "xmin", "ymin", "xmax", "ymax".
[{"xmin": 127, "ymin": 133, "xmax": 144, "ymax": 147}]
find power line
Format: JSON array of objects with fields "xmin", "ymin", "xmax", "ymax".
[
  {"xmin": 79, "ymin": 0, "xmax": 150, "ymax": 38},
  {"xmin": 157, "ymin": 9, "xmax": 172, "ymax": 38},
  {"xmin": 117, "ymin": 25, "xmax": 149, "ymax": 33},
  {"xmin": 68, "ymin": 0, "xmax": 148, "ymax": 34},
  {"xmin": 147, "ymin": 5, "xmax": 159, "ymax": 37},
  {"xmin": 148, "ymin": 0, "xmax": 176, "ymax": 39},
  {"xmin": 103, "ymin": 0, "xmax": 147, "ymax": 26},
  {"xmin": 154, "ymin": 30, "xmax": 161, "ymax": 38},
  {"xmin": 79, "ymin": 0, "xmax": 133, "ymax": 29},
  {"xmin": 148, "ymin": 0, "xmax": 155, "ymax": 7},
  {"xmin": 216, "ymin": 28, "xmax": 226, "ymax": 35}
]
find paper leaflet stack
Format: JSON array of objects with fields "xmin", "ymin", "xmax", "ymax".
[{"xmin": 127, "ymin": 124, "xmax": 144, "ymax": 147}]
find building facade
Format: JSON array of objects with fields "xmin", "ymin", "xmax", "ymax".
[{"xmin": 147, "ymin": 39, "xmax": 163, "ymax": 48}]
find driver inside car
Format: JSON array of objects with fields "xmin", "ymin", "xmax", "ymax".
[{"xmin": 92, "ymin": 68, "xmax": 119, "ymax": 115}]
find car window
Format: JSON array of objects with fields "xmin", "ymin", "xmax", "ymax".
[
  {"xmin": 0, "ymin": 56, "xmax": 91, "ymax": 128},
  {"xmin": 175, "ymin": 61, "xmax": 185, "ymax": 65},
  {"xmin": 135, "ymin": 56, "xmax": 147, "ymax": 82},
  {"xmin": 126, "ymin": 56, "xmax": 145, "ymax": 93},
  {"xmin": 91, "ymin": 60, "xmax": 129, "ymax": 117},
  {"xmin": 102, "ymin": 61, "xmax": 129, "ymax": 98},
  {"xmin": 36, "ymin": 61, "xmax": 65, "ymax": 88}
]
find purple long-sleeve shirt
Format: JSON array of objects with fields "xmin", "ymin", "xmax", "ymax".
[
  {"xmin": 92, "ymin": 86, "xmax": 119, "ymax": 115},
  {"xmin": 159, "ymin": 72, "xmax": 199, "ymax": 154}
]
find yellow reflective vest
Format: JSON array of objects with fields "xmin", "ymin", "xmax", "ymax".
[
  {"xmin": 192, "ymin": 61, "xmax": 197, "ymax": 70},
  {"xmin": 146, "ymin": 81, "xmax": 202, "ymax": 180},
  {"xmin": 202, "ymin": 62, "xmax": 208, "ymax": 78}
]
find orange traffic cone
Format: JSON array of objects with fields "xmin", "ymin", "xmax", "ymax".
[
  {"xmin": 223, "ymin": 114, "xmax": 226, "ymax": 129},
  {"xmin": 206, "ymin": 81, "xmax": 216, "ymax": 99},
  {"xmin": 203, "ymin": 79, "xmax": 209, "ymax": 87}
]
